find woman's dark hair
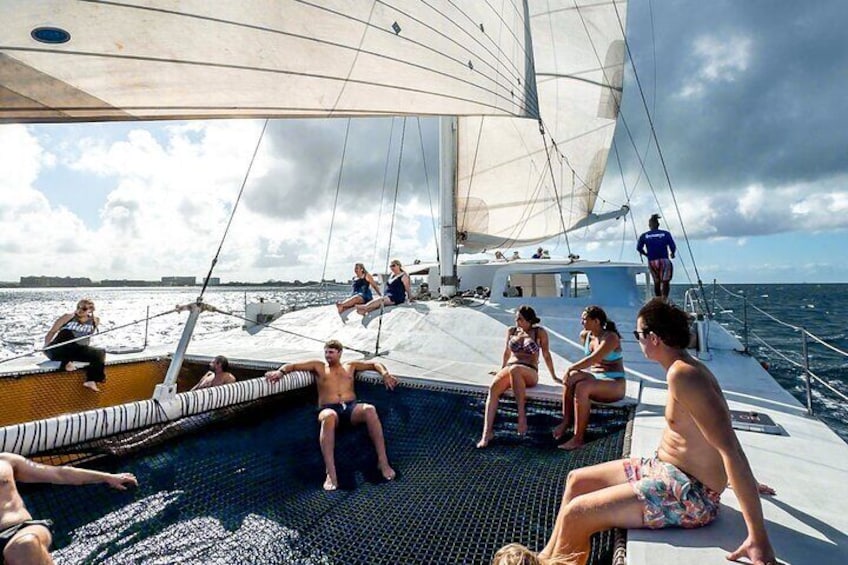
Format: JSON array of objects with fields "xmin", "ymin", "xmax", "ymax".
[
  {"xmin": 584, "ymin": 305, "xmax": 620, "ymax": 337},
  {"xmin": 637, "ymin": 298, "xmax": 691, "ymax": 348},
  {"xmin": 517, "ymin": 305, "xmax": 541, "ymax": 325}
]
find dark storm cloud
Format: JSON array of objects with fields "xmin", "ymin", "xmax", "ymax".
[
  {"xmin": 618, "ymin": 0, "xmax": 847, "ymax": 191},
  {"xmin": 244, "ymin": 118, "xmax": 440, "ymax": 219}
]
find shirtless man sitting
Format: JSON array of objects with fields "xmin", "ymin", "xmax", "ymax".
[
  {"xmin": 0, "ymin": 453, "xmax": 137, "ymax": 565},
  {"xmin": 264, "ymin": 339, "xmax": 398, "ymax": 491},
  {"xmin": 190, "ymin": 355, "xmax": 236, "ymax": 390},
  {"xmin": 493, "ymin": 299, "xmax": 777, "ymax": 565}
]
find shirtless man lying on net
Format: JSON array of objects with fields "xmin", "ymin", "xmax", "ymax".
[
  {"xmin": 0, "ymin": 453, "xmax": 137, "ymax": 565},
  {"xmin": 265, "ymin": 339, "xmax": 398, "ymax": 491}
]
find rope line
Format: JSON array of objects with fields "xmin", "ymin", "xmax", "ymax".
[
  {"xmin": 199, "ymin": 119, "xmax": 270, "ymax": 298},
  {"xmin": 376, "ymin": 117, "xmax": 408, "ymax": 355},
  {"xmin": 320, "ymin": 117, "xmax": 353, "ymax": 284},
  {"xmin": 0, "ymin": 308, "xmax": 178, "ymax": 366}
]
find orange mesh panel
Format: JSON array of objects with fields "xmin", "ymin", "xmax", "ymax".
[{"xmin": 0, "ymin": 359, "xmax": 169, "ymax": 426}]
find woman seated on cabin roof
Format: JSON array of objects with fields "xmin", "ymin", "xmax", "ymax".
[
  {"xmin": 355, "ymin": 260, "xmax": 413, "ymax": 315},
  {"xmin": 336, "ymin": 263, "xmax": 381, "ymax": 315},
  {"xmin": 553, "ymin": 305, "xmax": 626, "ymax": 450},
  {"xmin": 477, "ymin": 305, "xmax": 559, "ymax": 448},
  {"xmin": 43, "ymin": 298, "xmax": 106, "ymax": 392}
]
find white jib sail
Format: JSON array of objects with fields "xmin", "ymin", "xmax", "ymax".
[{"xmin": 456, "ymin": 0, "xmax": 628, "ymax": 251}]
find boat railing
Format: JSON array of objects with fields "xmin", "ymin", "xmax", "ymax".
[{"xmin": 687, "ymin": 281, "xmax": 848, "ymax": 416}]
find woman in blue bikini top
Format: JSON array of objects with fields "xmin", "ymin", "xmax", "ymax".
[{"xmin": 553, "ymin": 305, "xmax": 627, "ymax": 450}]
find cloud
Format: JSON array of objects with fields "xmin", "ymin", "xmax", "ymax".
[{"xmin": 679, "ymin": 34, "xmax": 752, "ymax": 98}]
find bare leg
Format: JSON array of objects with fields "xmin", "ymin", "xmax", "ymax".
[
  {"xmin": 653, "ymin": 279, "xmax": 662, "ymax": 297},
  {"xmin": 560, "ymin": 378, "xmax": 626, "ymax": 451},
  {"xmin": 661, "ymin": 281, "xmax": 671, "ymax": 301},
  {"xmin": 353, "ymin": 404, "xmax": 395, "ymax": 481},
  {"xmin": 477, "ymin": 370, "xmax": 511, "ymax": 448},
  {"xmin": 540, "ymin": 463, "xmax": 642, "ymax": 563},
  {"xmin": 336, "ymin": 295, "xmax": 364, "ymax": 314},
  {"xmin": 509, "ymin": 365, "xmax": 538, "ymax": 436},
  {"xmin": 4, "ymin": 526, "xmax": 54, "ymax": 565},
  {"xmin": 355, "ymin": 296, "xmax": 393, "ymax": 315},
  {"xmin": 318, "ymin": 409, "xmax": 339, "ymax": 490},
  {"xmin": 553, "ymin": 371, "xmax": 592, "ymax": 439}
]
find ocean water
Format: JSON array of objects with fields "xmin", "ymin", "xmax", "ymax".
[
  {"xmin": 672, "ymin": 283, "xmax": 848, "ymax": 444},
  {"xmin": 1, "ymin": 284, "xmax": 845, "ymax": 443}
]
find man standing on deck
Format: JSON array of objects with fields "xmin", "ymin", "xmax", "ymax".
[
  {"xmin": 493, "ymin": 299, "xmax": 777, "ymax": 565},
  {"xmin": 264, "ymin": 340, "xmax": 398, "ymax": 491},
  {"xmin": 0, "ymin": 453, "xmax": 137, "ymax": 565},
  {"xmin": 637, "ymin": 213, "xmax": 677, "ymax": 301}
]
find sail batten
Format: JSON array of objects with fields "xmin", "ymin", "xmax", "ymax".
[
  {"xmin": 457, "ymin": 0, "xmax": 628, "ymax": 251},
  {"xmin": 0, "ymin": 0, "xmax": 539, "ymax": 123}
]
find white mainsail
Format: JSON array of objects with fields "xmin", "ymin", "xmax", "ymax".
[
  {"xmin": 456, "ymin": 0, "xmax": 628, "ymax": 251},
  {"xmin": 0, "ymin": 0, "xmax": 537, "ymax": 123}
]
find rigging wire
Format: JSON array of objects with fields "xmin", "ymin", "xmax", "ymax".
[
  {"xmin": 372, "ymin": 118, "xmax": 397, "ymax": 269},
  {"xmin": 417, "ymin": 117, "xmax": 440, "ymax": 261},
  {"xmin": 199, "ymin": 119, "xmax": 269, "ymax": 299},
  {"xmin": 375, "ymin": 117, "xmax": 408, "ymax": 355},
  {"xmin": 610, "ymin": 1, "xmax": 708, "ymax": 311},
  {"xmin": 320, "ymin": 118, "xmax": 353, "ymax": 284},
  {"xmin": 0, "ymin": 308, "xmax": 178, "ymax": 366},
  {"xmin": 540, "ymin": 122, "xmax": 572, "ymax": 255}
]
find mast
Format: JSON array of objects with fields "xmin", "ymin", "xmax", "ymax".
[{"xmin": 438, "ymin": 116, "xmax": 458, "ymax": 298}]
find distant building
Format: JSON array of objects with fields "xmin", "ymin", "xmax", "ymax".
[
  {"xmin": 20, "ymin": 276, "xmax": 93, "ymax": 287},
  {"xmin": 161, "ymin": 276, "xmax": 196, "ymax": 286},
  {"xmin": 207, "ymin": 277, "xmax": 221, "ymax": 286}
]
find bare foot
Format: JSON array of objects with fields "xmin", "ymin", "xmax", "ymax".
[
  {"xmin": 323, "ymin": 474, "xmax": 338, "ymax": 491},
  {"xmin": 64, "ymin": 361, "xmax": 76, "ymax": 372},
  {"xmin": 476, "ymin": 434, "xmax": 494, "ymax": 448},
  {"xmin": 379, "ymin": 462, "xmax": 396, "ymax": 481},
  {"xmin": 517, "ymin": 420, "xmax": 528, "ymax": 436},
  {"xmin": 335, "ymin": 303, "xmax": 343, "ymax": 314},
  {"xmin": 552, "ymin": 421, "xmax": 570, "ymax": 440},
  {"xmin": 558, "ymin": 437, "xmax": 584, "ymax": 450},
  {"xmin": 83, "ymin": 381, "xmax": 101, "ymax": 392}
]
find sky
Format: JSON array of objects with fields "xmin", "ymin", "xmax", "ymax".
[{"xmin": 1, "ymin": 0, "xmax": 846, "ymax": 285}]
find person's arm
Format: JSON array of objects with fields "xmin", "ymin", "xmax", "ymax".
[
  {"xmin": 501, "ymin": 328, "xmax": 513, "ymax": 368},
  {"xmin": 264, "ymin": 360, "xmax": 323, "ymax": 383},
  {"xmin": 567, "ymin": 333, "xmax": 619, "ymax": 374},
  {"xmin": 367, "ymin": 273, "xmax": 382, "ymax": 296},
  {"xmin": 671, "ymin": 367, "xmax": 775, "ymax": 565},
  {"xmin": 3, "ymin": 453, "xmax": 138, "ymax": 490},
  {"xmin": 636, "ymin": 234, "xmax": 646, "ymax": 257},
  {"xmin": 44, "ymin": 314, "xmax": 73, "ymax": 347},
  {"xmin": 349, "ymin": 361, "xmax": 398, "ymax": 390},
  {"xmin": 191, "ymin": 372, "xmax": 215, "ymax": 391},
  {"xmin": 536, "ymin": 328, "xmax": 560, "ymax": 383},
  {"xmin": 668, "ymin": 232, "xmax": 677, "ymax": 259}
]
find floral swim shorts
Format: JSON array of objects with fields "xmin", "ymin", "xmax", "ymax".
[{"xmin": 623, "ymin": 456, "xmax": 721, "ymax": 529}]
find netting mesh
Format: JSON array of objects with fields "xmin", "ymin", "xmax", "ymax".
[{"xmin": 22, "ymin": 377, "xmax": 631, "ymax": 565}]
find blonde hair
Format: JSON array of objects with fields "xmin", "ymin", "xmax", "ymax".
[{"xmin": 491, "ymin": 544, "xmax": 541, "ymax": 565}]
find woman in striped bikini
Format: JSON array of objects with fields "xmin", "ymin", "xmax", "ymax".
[{"xmin": 477, "ymin": 305, "xmax": 558, "ymax": 448}]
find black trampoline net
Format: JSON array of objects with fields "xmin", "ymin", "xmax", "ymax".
[{"xmin": 22, "ymin": 379, "xmax": 632, "ymax": 565}]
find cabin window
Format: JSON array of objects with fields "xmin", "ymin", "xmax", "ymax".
[{"xmin": 506, "ymin": 273, "xmax": 561, "ymax": 297}]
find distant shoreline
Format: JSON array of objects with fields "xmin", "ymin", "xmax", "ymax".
[{"xmin": 0, "ymin": 281, "xmax": 345, "ymax": 289}]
